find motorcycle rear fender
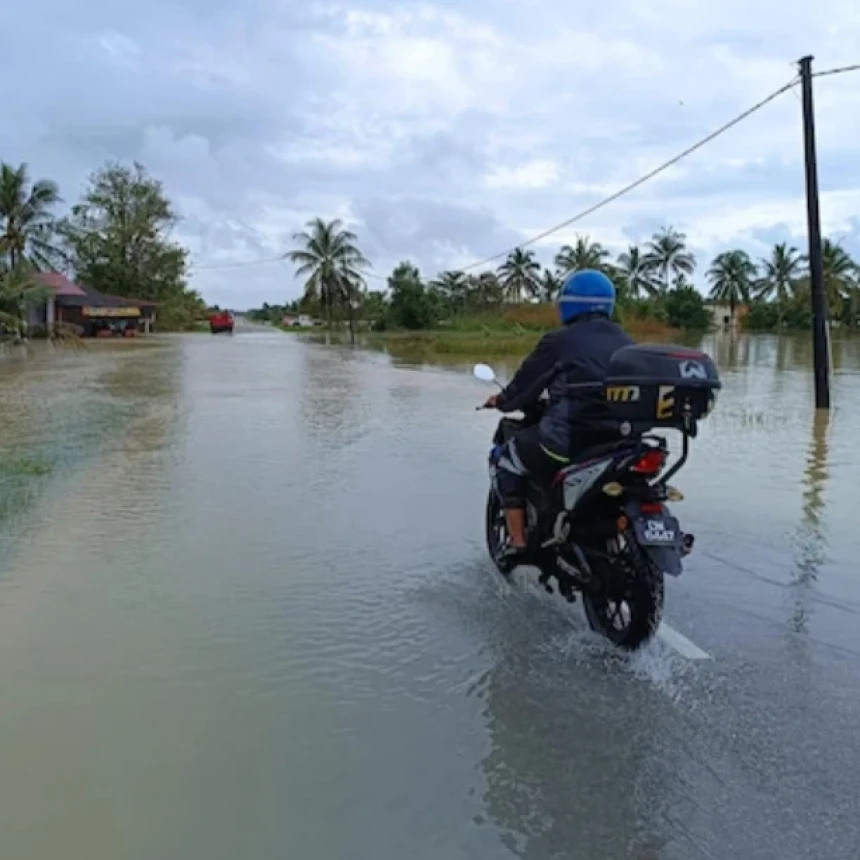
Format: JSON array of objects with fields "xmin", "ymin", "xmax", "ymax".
[{"xmin": 624, "ymin": 498, "xmax": 684, "ymax": 578}]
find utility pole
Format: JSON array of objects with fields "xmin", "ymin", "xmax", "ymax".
[{"xmin": 798, "ymin": 55, "xmax": 831, "ymax": 410}]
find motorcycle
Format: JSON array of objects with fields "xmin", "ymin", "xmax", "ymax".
[{"xmin": 475, "ymin": 343, "xmax": 721, "ymax": 651}]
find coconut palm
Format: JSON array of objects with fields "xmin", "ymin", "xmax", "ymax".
[
  {"xmin": 0, "ymin": 162, "xmax": 63, "ymax": 271},
  {"xmin": 286, "ymin": 217, "xmax": 370, "ymax": 330},
  {"xmin": 0, "ymin": 263, "xmax": 50, "ymax": 337},
  {"xmin": 707, "ymin": 249, "xmax": 757, "ymax": 318},
  {"xmin": 467, "ymin": 271, "xmax": 503, "ymax": 306},
  {"xmin": 554, "ymin": 235, "xmax": 610, "ymax": 275},
  {"xmin": 616, "ymin": 245, "xmax": 659, "ymax": 298},
  {"xmin": 335, "ymin": 266, "xmax": 367, "ymax": 343},
  {"xmin": 497, "ymin": 248, "xmax": 540, "ymax": 303},
  {"xmin": 792, "ymin": 240, "xmax": 858, "ymax": 323},
  {"xmin": 643, "ymin": 226, "xmax": 696, "ymax": 294},
  {"xmin": 430, "ymin": 270, "xmax": 469, "ymax": 311},
  {"xmin": 756, "ymin": 243, "xmax": 806, "ymax": 329},
  {"xmin": 821, "ymin": 239, "xmax": 858, "ymax": 320},
  {"xmin": 536, "ymin": 269, "xmax": 562, "ymax": 302}
]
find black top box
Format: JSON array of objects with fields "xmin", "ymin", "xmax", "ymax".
[{"xmin": 603, "ymin": 343, "xmax": 721, "ymax": 430}]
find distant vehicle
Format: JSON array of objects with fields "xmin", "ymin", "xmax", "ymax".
[
  {"xmin": 210, "ymin": 311, "xmax": 234, "ymax": 334},
  {"xmin": 281, "ymin": 314, "xmax": 321, "ymax": 328}
]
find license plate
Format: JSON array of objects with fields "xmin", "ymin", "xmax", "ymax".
[{"xmin": 633, "ymin": 515, "xmax": 681, "ymax": 547}]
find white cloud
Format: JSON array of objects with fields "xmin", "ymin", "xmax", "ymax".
[
  {"xmin": 3, "ymin": 0, "xmax": 860, "ymax": 307},
  {"xmin": 95, "ymin": 31, "xmax": 141, "ymax": 69},
  {"xmin": 485, "ymin": 160, "xmax": 559, "ymax": 190}
]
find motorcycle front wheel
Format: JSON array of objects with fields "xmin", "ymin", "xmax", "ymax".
[
  {"xmin": 581, "ymin": 539, "xmax": 664, "ymax": 651},
  {"xmin": 485, "ymin": 489, "xmax": 515, "ymax": 576}
]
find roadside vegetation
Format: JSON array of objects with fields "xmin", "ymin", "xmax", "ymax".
[
  {"xmin": 0, "ymin": 159, "xmax": 207, "ymax": 337},
  {"xmin": 247, "ymin": 220, "xmax": 860, "ymax": 355}
]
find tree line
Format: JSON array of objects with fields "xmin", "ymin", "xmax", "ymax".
[
  {"xmin": 0, "ymin": 160, "xmax": 206, "ymax": 336},
  {"xmin": 249, "ymin": 218, "xmax": 860, "ymax": 336}
]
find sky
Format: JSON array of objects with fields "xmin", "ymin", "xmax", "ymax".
[{"xmin": 1, "ymin": 0, "xmax": 859, "ymax": 309}]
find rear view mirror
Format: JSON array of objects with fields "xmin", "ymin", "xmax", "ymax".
[{"xmin": 473, "ymin": 363, "xmax": 496, "ymax": 383}]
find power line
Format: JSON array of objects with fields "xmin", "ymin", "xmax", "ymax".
[
  {"xmin": 191, "ymin": 70, "xmax": 818, "ymax": 281},
  {"xmin": 191, "ymin": 252, "xmax": 387, "ymax": 281},
  {"xmin": 191, "ymin": 254, "xmax": 286, "ymax": 271},
  {"xmin": 812, "ymin": 62, "xmax": 860, "ymax": 79},
  {"xmin": 458, "ymin": 75, "xmax": 800, "ymax": 273},
  {"xmin": 191, "ymin": 253, "xmax": 390, "ymax": 292}
]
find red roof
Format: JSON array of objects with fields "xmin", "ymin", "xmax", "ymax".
[
  {"xmin": 35, "ymin": 274, "xmax": 158, "ymax": 308},
  {"xmin": 34, "ymin": 272, "xmax": 87, "ymax": 297}
]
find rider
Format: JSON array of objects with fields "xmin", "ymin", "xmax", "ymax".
[{"xmin": 483, "ymin": 269, "xmax": 633, "ymax": 557}]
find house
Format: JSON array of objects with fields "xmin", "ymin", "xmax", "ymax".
[
  {"xmin": 27, "ymin": 273, "xmax": 158, "ymax": 336},
  {"xmin": 704, "ymin": 301, "xmax": 749, "ymax": 331}
]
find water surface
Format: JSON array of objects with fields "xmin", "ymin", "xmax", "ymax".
[{"xmin": 0, "ymin": 328, "xmax": 858, "ymax": 859}]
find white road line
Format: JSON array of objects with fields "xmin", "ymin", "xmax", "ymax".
[{"xmin": 658, "ymin": 623, "xmax": 711, "ymax": 660}]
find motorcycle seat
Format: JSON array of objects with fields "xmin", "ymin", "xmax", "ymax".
[
  {"xmin": 552, "ymin": 439, "xmax": 636, "ymax": 485},
  {"xmin": 573, "ymin": 438, "xmax": 636, "ymax": 463}
]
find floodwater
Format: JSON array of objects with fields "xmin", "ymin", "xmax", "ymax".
[{"xmin": 0, "ymin": 325, "xmax": 858, "ymax": 859}]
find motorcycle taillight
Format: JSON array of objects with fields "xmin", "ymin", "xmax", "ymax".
[{"xmin": 630, "ymin": 449, "xmax": 665, "ymax": 475}]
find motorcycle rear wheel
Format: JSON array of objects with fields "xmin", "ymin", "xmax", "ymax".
[{"xmin": 582, "ymin": 540, "xmax": 664, "ymax": 651}]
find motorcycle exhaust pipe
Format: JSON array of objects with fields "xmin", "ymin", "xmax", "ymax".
[{"xmin": 681, "ymin": 533, "xmax": 695, "ymax": 557}]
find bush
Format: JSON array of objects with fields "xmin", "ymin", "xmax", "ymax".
[
  {"xmin": 501, "ymin": 303, "xmax": 558, "ymax": 329},
  {"xmin": 743, "ymin": 301, "xmax": 778, "ymax": 332},
  {"xmin": 661, "ymin": 286, "xmax": 711, "ymax": 330}
]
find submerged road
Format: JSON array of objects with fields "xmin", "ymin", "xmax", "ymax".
[{"xmin": 0, "ymin": 330, "xmax": 858, "ymax": 859}]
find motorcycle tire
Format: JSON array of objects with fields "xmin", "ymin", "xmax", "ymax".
[{"xmin": 581, "ymin": 540, "xmax": 665, "ymax": 651}]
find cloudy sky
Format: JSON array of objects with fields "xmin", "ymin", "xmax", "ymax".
[{"xmin": 2, "ymin": 0, "xmax": 859, "ymax": 308}]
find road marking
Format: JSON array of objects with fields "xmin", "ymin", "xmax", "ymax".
[{"xmin": 658, "ymin": 623, "xmax": 711, "ymax": 660}]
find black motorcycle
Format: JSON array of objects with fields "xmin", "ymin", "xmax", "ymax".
[{"xmin": 476, "ymin": 343, "xmax": 721, "ymax": 651}]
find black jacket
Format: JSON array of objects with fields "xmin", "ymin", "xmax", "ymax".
[{"xmin": 496, "ymin": 314, "xmax": 633, "ymax": 456}]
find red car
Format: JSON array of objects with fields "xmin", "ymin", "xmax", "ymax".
[{"xmin": 210, "ymin": 311, "xmax": 234, "ymax": 334}]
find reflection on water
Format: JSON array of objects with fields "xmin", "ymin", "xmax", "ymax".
[
  {"xmin": 478, "ymin": 633, "xmax": 675, "ymax": 858},
  {"xmin": 367, "ymin": 328, "xmax": 860, "ymax": 386},
  {"xmin": 789, "ymin": 410, "xmax": 831, "ymax": 634},
  {"xmin": 708, "ymin": 329, "xmax": 860, "ymax": 376}
]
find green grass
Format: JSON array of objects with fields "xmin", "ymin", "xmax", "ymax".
[
  {"xmin": 364, "ymin": 310, "xmax": 681, "ymax": 358},
  {"xmin": 0, "ymin": 455, "xmax": 54, "ymax": 477},
  {"xmin": 281, "ymin": 306, "xmax": 684, "ymax": 362},
  {"xmin": 368, "ymin": 329, "xmax": 543, "ymax": 357}
]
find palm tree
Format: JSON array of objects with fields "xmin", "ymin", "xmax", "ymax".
[
  {"xmin": 643, "ymin": 226, "xmax": 696, "ymax": 294},
  {"xmin": 756, "ymin": 243, "xmax": 806, "ymax": 329},
  {"xmin": 616, "ymin": 245, "xmax": 659, "ymax": 298},
  {"xmin": 335, "ymin": 266, "xmax": 367, "ymax": 344},
  {"xmin": 0, "ymin": 162, "xmax": 63, "ymax": 271},
  {"xmin": 554, "ymin": 235, "xmax": 610, "ymax": 274},
  {"xmin": 821, "ymin": 239, "xmax": 858, "ymax": 321},
  {"xmin": 467, "ymin": 272, "xmax": 503, "ymax": 307},
  {"xmin": 497, "ymin": 248, "xmax": 540, "ymax": 303},
  {"xmin": 536, "ymin": 269, "xmax": 562, "ymax": 302},
  {"xmin": 707, "ymin": 249, "xmax": 757, "ymax": 319},
  {"xmin": 430, "ymin": 270, "xmax": 469, "ymax": 311},
  {"xmin": 0, "ymin": 263, "xmax": 50, "ymax": 338},
  {"xmin": 286, "ymin": 217, "xmax": 370, "ymax": 330}
]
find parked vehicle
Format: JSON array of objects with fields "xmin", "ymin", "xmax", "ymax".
[
  {"xmin": 477, "ymin": 343, "xmax": 721, "ymax": 651},
  {"xmin": 210, "ymin": 311, "xmax": 234, "ymax": 334}
]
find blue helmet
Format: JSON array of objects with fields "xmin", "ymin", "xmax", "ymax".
[{"xmin": 557, "ymin": 269, "xmax": 616, "ymax": 324}]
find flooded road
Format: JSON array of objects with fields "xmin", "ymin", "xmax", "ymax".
[{"xmin": 0, "ymin": 330, "xmax": 858, "ymax": 859}]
